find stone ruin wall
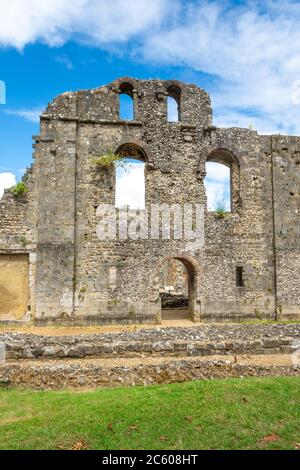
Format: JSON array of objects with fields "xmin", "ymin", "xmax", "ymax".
[
  {"xmin": 0, "ymin": 165, "xmax": 36, "ymax": 321},
  {"xmin": 0, "ymin": 77, "xmax": 299, "ymax": 324}
]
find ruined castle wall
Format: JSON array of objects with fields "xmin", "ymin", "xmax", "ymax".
[
  {"xmin": 0, "ymin": 165, "xmax": 36, "ymax": 243},
  {"xmin": 66, "ymin": 80, "xmax": 277, "ymax": 323},
  {"xmin": 0, "ymin": 166, "xmax": 36, "ymax": 320},
  {"xmin": 198, "ymin": 130, "xmax": 275, "ymax": 320},
  {"xmin": 272, "ymin": 135, "xmax": 300, "ymax": 319},
  {"xmin": 1, "ymin": 77, "xmax": 299, "ymax": 324},
  {"xmin": 34, "ymin": 118, "xmax": 77, "ymax": 320},
  {"xmin": 72, "ymin": 80, "xmax": 208, "ymax": 323}
]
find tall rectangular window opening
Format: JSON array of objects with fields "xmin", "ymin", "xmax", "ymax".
[
  {"xmin": 236, "ymin": 266, "xmax": 244, "ymax": 287},
  {"xmin": 204, "ymin": 162, "xmax": 231, "ymax": 212},
  {"xmin": 115, "ymin": 158, "xmax": 145, "ymax": 210},
  {"xmin": 167, "ymin": 85, "xmax": 181, "ymax": 122},
  {"xmin": 204, "ymin": 149, "xmax": 240, "ymax": 213},
  {"xmin": 119, "ymin": 94, "xmax": 134, "ymax": 120},
  {"xmin": 119, "ymin": 82, "xmax": 135, "ymax": 120}
]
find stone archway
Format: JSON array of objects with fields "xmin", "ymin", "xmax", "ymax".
[
  {"xmin": 115, "ymin": 141, "xmax": 154, "ymax": 164},
  {"xmin": 156, "ymin": 255, "xmax": 201, "ymax": 322}
]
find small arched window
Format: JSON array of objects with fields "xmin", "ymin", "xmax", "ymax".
[
  {"xmin": 119, "ymin": 82, "xmax": 134, "ymax": 120},
  {"xmin": 167, "ymin": 85, "xmax": 181, "ymax": 122},
  {"xmin": 204, "ymin": 150, "xmax": 240, "ymax": 213}
]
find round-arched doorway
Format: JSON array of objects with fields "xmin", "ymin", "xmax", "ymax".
[{"xmin": 158, "ymin": 255, "xmax": 200, "ymax": 321}]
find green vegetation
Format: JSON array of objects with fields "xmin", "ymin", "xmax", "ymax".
[
  {"xmin": 254, "ymin": 308, "xmax": 263, "ymax": 320},
  {"xmin": 92, "ymin": 150, "xmax": 125, "ymax": 169},
  {"xmin": 215, "ymin": 199, "xmax": 227, "ymax": 218},
  {"xmin": 10, "ymin": 181, "xmax": 28, "ymax": 199},
  {"xmin": 0, "ymin": 377, "xmax": 299, "ymax": 450},
  {"xmin": 19, "ymin": 236, "xmax": 28, "ymax": 247}
]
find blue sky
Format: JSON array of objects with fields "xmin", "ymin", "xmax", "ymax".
[
  {"xmin": 1, "ymin": 0, "xmax": 300, "ymax": 206},
  {"xmin": 0, "ymin": 41, "xmax": 212, "ymax": 178}
]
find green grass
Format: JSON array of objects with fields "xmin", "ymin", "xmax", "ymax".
[{"xmin": 0, "ymin": 377, "xmax": 299, "ymax": 450}]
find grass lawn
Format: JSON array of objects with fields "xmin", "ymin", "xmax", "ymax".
[{"xmin": 0, "ymin": 377, "xmax": 299, "ymax": 450}]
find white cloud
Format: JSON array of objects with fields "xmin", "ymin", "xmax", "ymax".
[
  {"xmin": 213, "ymin": 109, "xmax": 284, "ymax": 135},
  {"xmin": 55, "ymin": 54, "xmax": 73, "ymax": 70},
  {"xmin": 0, "ymin": 0, "xmax": 169, "ymax": 49},
  {"xmin": 0, "ymin": 172, "xmax": 16, "ymax": 199},
  {"xmin": 204, "ymin": 162, "xmax": 230, "ymax": 211},
  {"xmin": 0, "ymin": 166, "xmax": 12, "ymax": 171},
  {"xmin": 4, "ymin": 108, "xmax": 42, "ymax": 122},
  {"xmin": 115, "ymin": 161, "xmax": 145, "ymax": 210},
  {"xmin": 139, "ymin": 1, "xmax": 300, "ymax": 134}
]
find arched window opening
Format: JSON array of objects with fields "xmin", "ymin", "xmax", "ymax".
[
  {"xmin": 204, "ymin": 162, "xmax": 231, "ymax": 212},
  {"xmin": 204, "ymin": 149, "xmax": 239, "ymax": 213},
  {"xmin": 167, "ymin": 96, "xmax": 178, "ymax": 122},
  {"xmin": 115, "ymin": 143, "xmax": 147, "ymax": 210},
  {"xmin": 119, "ymin": 82, "xmax": 134, "ymax": 120},
  {"xmin": 115, "ymin": 157, "xmax": 145, "ymax": 210},
  {"xmin": 114, "ymin": 143, "xmax": 150, "ymax": 210},
  {"xmin": 167, "ymin": 85, "xmax": 181, "ymax": 122}
]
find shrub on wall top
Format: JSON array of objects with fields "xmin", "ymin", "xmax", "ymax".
[
  {"xmin": 92, "ymin": 150, "xmax": 125, "ymax": 169},
  {"xmin": 10, "ymin": 181, "xmax": 28, "ymax": 199}
]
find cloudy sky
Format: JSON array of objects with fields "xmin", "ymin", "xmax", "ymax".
[
  {"xmin": 115, "ymin": 160, "xmax": 145, "ymax": 210},
  {"xmin": 1, "ymin": 0, "xmax": 300, "ymax": 205}
]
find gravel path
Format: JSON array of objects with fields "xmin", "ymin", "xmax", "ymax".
[{"xmin": 5, "ymin": 353, "xmax": 296, "ymax": 368}]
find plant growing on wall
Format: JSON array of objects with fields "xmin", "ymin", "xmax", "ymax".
[
  {"xmin": 92, "ymin": 150, "xmax": 126, "ymax": 169},
  {"xmin": 10, "ymin": 181, "xmax": 28, "ymax": 199},
  {"xmin": 215, "ymin": 199, "xmax": 227, "ymax": 218},
  {"xmin": 20, "ymin": 236, "xmax": 28, "ymax": 247}
]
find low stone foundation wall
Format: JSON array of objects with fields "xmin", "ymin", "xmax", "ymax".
[
  {"xmin": 2, "ymin": 323, "xmax": 299, "ymax": 360},
  {"xmin": 34, "ymin": 312, "xmax": 158, "ymax": 327},
  {"xmin": 1, "ymin": 360, "xmax": 299, "ymax": 390},
  {"xmin": 3, "ymin": 337, "xmax": 297, "ymax": 359}
]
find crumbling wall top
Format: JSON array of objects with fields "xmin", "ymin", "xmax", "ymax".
[{"xmin": 42, "ymin": 77, "xmax": 212, "ymax": 127}]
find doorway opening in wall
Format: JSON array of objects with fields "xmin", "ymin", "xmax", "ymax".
[{"xmin": 159, "ymin": 257, "xmax": 197, "ymax": 320}]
